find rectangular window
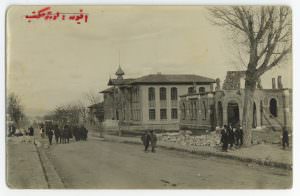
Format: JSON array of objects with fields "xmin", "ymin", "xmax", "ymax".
[
  {"xmin": 171, "ymin": 87, "xmax": 177, "ymax": 100},
  {"xmin": 171, "ymin": 108, "xmax": 178, "ymax": 119},
  {"xmin": 160, "ymin": 87, "xmax": 167, "ymax": 100},
  {"xmin": 160, "ymin": 109, "xmax": 167, "ymax": 120},
  {"xmin": 149, "ymin": 109, "xmax": 155, "ymax": 120},
  {"xmin": 148, "ymin": 87, "xmax": 155, "ymax": 101}
]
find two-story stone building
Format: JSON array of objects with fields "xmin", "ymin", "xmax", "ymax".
[{"xmin": 100, "ymin": 66, "xmax": 216, "ymax": 131}]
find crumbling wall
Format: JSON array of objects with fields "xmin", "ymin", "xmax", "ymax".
[{"xmin": 222, "ymin": 71, "xmax": 246, "ymax": 90}]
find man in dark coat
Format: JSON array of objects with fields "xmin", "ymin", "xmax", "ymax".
[
  {"xmin": 221, "ymin": 125, "xmax": 228, "ymax": 152},
  {"xmin": 150, "ymin": 130, "xmax": 157, "ymax": 153},
  {"xmin": 68, "ymin": 126, "xmax": 73, "ymax": 140},
  {"xmin": 80, "ymin": 125, "xmax": 88, "ymax": 141},
  {"xmin": 54, "ymin": 125, "xmax": 60, "ymax": 144},
  {"xmin": 235, "ymin": 125, "xmax": 241, "ymax": 147},
  {"xmin": 141, "ymin": 131, "xmax": 151, "ymax": 152},
  {"xmin": 282, "ymin": 127, "xmax": 289, "ymax": 149},
  {"xmin": 59, "ymin": 127, "xmax": 64, "ymax": 144},
  {"xmin": 63, "ymin": 125, "xmax": 70, "ymax": 144},
  {"xmin": 29, "ymin": 126, "xmax": 34, "ymax": 136},
  {"xmin": 73, "ymin": 125, "xmax": 80, "ymax": 141},
  {"xmin": 227, "ymin": 124, "xmax": 235, "ymax": 148},
  {"xmin": 47, "ymin": 128, "xmax": 54, "ymax": 145},
  {"xmin": 239, "ymin": 126, "xmax": 244, "ymax": 146}
]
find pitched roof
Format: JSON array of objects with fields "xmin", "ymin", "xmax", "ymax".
[
  {"xmin": 87, "ymin": 102, "xmax": 103, "ymax": 109},
  {"xmin": 130, "ymin": 74, "xmax": 215, "ymax": 84},
  {"xmin": 115, "ymin": 66, "xmax": 125, "ymax": 76},
  {"xmin": 108, "ymin": 78, "xmax": 135, "ymax": 86},
  {"xmin": 99, "ymin": 87, "xmax": 114, "ymax": 93}
]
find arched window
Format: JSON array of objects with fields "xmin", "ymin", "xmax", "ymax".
[
  {"xmin": 160, "ymin": 87, "xmax": 166, "ymax": 100},
  {"xmin": 199, "ymin": 87, "xmax": 205, "ymax": 93},
  {"xmin": 148, "ymin": 87, "xmax": 155, "ymax": 101},
  {"xmin": 269, "ymin": 98, "xmax": 277, "ymax": 117},
  {"xmin": 171, "ymin": 87, "xmax": 178, "ymax": 100}
]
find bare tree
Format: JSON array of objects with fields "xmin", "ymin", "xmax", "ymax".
[
  {"xmin": 84, "ymin": 91, "xmax": 104, "ymax": 137},
  {"xmin": 7, "ymin": 93, "xmax": 25, "ymax": 127},
  {"xmin": 208, "ymin": 6, "xmax": 292, "ymax": 146}
]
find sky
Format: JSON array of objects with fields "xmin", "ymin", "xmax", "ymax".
[{"xmin": 6, "ymin": 5, "xmax": 292, "ymax": 117}]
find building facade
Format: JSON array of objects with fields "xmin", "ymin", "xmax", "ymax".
[
  {"xmin": 180, "ymin": 71, "xmax": 292, "ymax": 132},
  {"xmin": 100, "ymin": 66, "xmax": 216, "ymax": 131}
]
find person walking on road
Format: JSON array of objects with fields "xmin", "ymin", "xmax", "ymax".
[
  {"xmin": 40, "ymin": 126, "xmax": 45, "ymax": 138},
  {"xmin": 47, "ymin": 128, "xmax": 54, "ymax": 145},
  {"xmin": 149, "ymin": 130, "xmax": 157, "ymax": 153},
  {"xmin": 80, "ymin": 125, "xmax": 88, "ymax": 141},
  {"xmin": 59, "ymin": 127, "xmax": 64, "ymax": 144},
  {"xmin": 54, "ymin": 125, "xmax": 60, "ymax": 144},
  {"xmin": 141, "ymin": 130, "xmax": 151, "ymax": 152},
  {"xmin": 73, "ymin": 125, "xmax": 80, "ymax": 141},
  {"xmin": 28, "ymin": 126, "xmax": 34, "ymax": 136},
  {"xmin": 282, "ymin": 127, "xmax": 289, "ymax": 149},
  {"xmin": 63, "ymin": 125, "xmax": 70, "ymax": 144}
]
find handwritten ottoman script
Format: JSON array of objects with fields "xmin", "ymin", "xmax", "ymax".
[{"xmin": 25, "ymin": 7, "xmax": 88, "ymax": 24}]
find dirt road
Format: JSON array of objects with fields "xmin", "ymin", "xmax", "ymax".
[{"xmin": 44, "ymin": 138, "xmax": 292, "ymax": 189}]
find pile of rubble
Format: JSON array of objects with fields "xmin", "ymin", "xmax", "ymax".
[{"xmin": 157, "ymin": 130, "xmax": 221, "ymax": 147}]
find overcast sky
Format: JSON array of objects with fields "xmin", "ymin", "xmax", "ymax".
[{"xmin": 6, "ymin": 5, "xmax": 292, "ymax": 117}]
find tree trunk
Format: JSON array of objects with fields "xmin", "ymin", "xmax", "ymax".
[
  {"xmin": 99, "ymin": 122, "xmax": 104, "ymax": 138},
  {"xmin": 242, "ymin": 79, "xmax": 256, "ymax": 146}
]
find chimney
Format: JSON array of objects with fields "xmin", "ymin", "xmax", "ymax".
[
  {"xmin": 277, "ymin": 75, "xmax": 283, "ymax": 89},
  {"xmin": 272, "ymin": 78, "xmax": 276, "ymax": 89}
]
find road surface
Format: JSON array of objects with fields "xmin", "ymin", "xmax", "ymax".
[{"xmin": 44, "ymin": 137, "xmax": 292, "ymax": 189}]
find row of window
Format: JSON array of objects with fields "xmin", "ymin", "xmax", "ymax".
[
  {"xmin": 188, "ymin": 87, "xmax": 206, "ymax": 94},
  {"xmin": 149, "ymin": 108, "xmax": 178, "ymax": 120},
  {"xmin": 148, "ymin": 87, "xmax": 178, "ymax": 101},
  {"xmin": 148, "ymin": 86, "xmax": 207, "ymax": 101}
]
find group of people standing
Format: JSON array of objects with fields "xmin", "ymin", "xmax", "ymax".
[
  {"xmin": 7, "ymin": 125, "xmax": 34, "ymax": 137},
  {"xmin": 220, "ymin": 124, "xmax": 243, "ymax": 152},
  {"xmin": 141, "ymin": 130, "xmax": 157, "ymax": 153},
  {"xmin": 40, "ymin": 124, "xmax": 88, "ymax": 145}
]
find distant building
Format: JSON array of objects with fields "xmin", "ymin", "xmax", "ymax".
[
  {"xmin": 87, "ymin": 102, "xmax": 104, "ymax": 124},
  {"xmin": 100, "ymin": 66, "xmax": 216, "ymax": 131},
  {"xmin": 180, "ymin": 71, "xmax": 292, "ymax": 131}
]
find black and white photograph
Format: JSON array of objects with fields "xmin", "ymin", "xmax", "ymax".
[{"xmin": 3, "ymin": 3, "xmax": 294, "ymax": 189}]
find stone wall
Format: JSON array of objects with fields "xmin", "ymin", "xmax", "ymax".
[
  {"xmin": 214, "ymin": 89, "xmax": 292, "ymax": 130},
  {"xmin": 222, "ymin": 71, "xmax": 246, "ymax": 90}
]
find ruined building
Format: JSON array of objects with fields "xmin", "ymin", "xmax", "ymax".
[{"xmin": 179, "ymin": 71, "xmax": 292, "ymax": 132}]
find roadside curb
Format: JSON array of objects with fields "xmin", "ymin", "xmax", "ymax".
[
  {"xmin": 34, "ymin": 139, "xmax": 65, "ymax": 189},
  {"xmin": 103, "ymin": 136, "xmax": 292, "ymax": 170}
]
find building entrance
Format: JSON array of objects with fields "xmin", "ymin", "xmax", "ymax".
[{"xmin": 227, "ymin": 102, "xmax": 240, "ymax": 126}]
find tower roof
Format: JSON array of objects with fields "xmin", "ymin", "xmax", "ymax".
[{"xmin": 115, "ymin": 66, "xmax": 125, "ymax": 76}]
